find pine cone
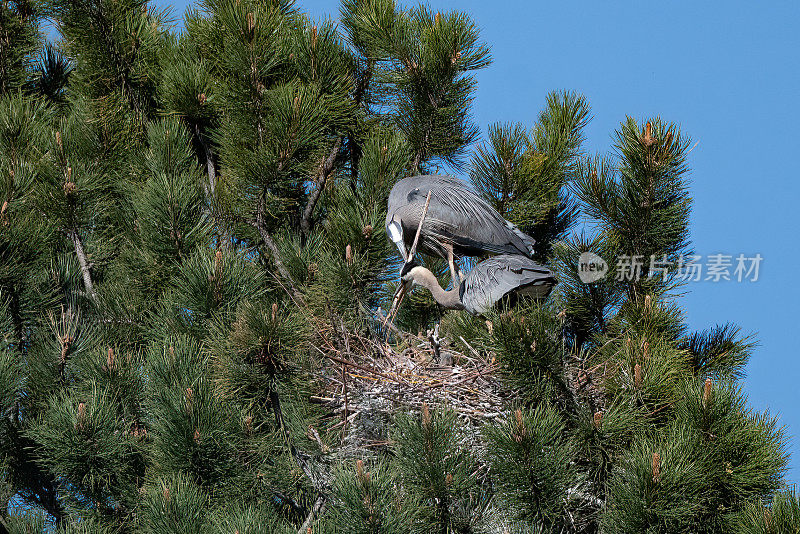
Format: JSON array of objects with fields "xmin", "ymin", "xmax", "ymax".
[
  {"xmin": 652, "ymin": 452, "xmax": 661, "ymax": 483},
  {"xmin": 703, "ymin": 378, "xmax": 713, "ymax": 408},
  {"xmin": 640, "ymin": 122, "xmax": 655, "ymax": 147}
]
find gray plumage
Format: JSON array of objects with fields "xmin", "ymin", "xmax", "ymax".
[
  {"xmin": 402, "ymin": 254, "xmax": 556, "ymax": 316},
  {"xmin": 385, "ymin": 175, "xmax": 535, "ymax": 261},
  {"xmin": 459, "ymin": 254, "xmax": 556, "ymax": 315}
]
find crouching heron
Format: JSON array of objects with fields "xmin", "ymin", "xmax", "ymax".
[
  {"xmin": 385, "ymin": 175, "xmax": 536, "ymax": 283},
  {"xmin": 395, "ymin": 254, "xmax": 557, "ymax": 317}
]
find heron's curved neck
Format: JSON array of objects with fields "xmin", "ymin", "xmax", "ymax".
[{"xmin": 410, "ymin": 267, "xmax": 464, "ymax": 310}]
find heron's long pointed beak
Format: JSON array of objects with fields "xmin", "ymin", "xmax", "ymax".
[{"xmin": 395, "ymin": 240, "xmax": 408, "ymax": 262}]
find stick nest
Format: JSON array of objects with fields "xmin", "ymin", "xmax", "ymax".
[{"xmin": 309, "ymin": 320, "xmax": 507, "ymax": 450}]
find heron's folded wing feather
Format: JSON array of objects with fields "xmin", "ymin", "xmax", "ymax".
[
  {"xmin": 420, "ymin": 176, "xmax": 536, "ymax": 256},
  {"xmin": 461, "ymin": 255, "xmax": 556, "ymax": 315}
]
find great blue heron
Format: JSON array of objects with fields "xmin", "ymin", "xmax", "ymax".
[
  {"xmin": 385, "ymin": 175, "xmax": 536, "ymax": 282},
  {"xmin": 398, "ymin": 254, "xmax": 556, "ymax": 316}
]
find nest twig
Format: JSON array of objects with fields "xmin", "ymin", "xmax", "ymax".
[{"xmin": 309, "ymin": 316, "xmax": 507, "ymax": 453}]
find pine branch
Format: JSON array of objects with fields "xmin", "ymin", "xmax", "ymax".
[
  {"xmin": 67, "ymin": 228, "xmax": 95, "ymax": 298},
  {"xmin": 192, "ymin": 123, "xmax": 231, "ymax": 249},
  {"xmin": 81, "ymin": 2, "xmax": 143, "ymax": 116},
  {"xmin": 411, "ymin": 114, "xmax": 434, "ymax": 173},
  {"xmin": 301, "ymin": 137, "xmax": 343, "ymax": 237},
  {"xmin": 193, "ymin": 124, "xmax": 216, "ymax": 197},
  {"xmin": 253, "ymin": 196, "xmax": 304, "ymax": 305},
  {"xmin": 348, "ymin": 59, "xmax": 373, "ymax": 183},
  {"xmin": 12, "ymin": 433, "xmax": 66, "ymax": 527},
  {"xmin": 298, "ymin": 495, "xmax": 326, "ymax": 534}
]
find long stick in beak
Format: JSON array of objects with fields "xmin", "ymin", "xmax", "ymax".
[
  {"xmin": 407, "ymin": 190, "xmax": 432, "ymax": 265},
  {"xmin": 386, "ymin": 279, "xmax": 409, "ymax": 327},
  {"xmin": 384, "ymin": 191, "xmax": 432, "ymax": 329}
]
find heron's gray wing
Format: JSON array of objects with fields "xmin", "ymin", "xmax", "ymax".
[
  {"xmin": 460, "ymin": 254, "xmax": 557, "ymax": 315},
  {"xmin": 408, "ymin": 175, "xmax": 535, "ymax": 257}
]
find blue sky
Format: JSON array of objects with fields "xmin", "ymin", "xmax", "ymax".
[{"xmin": 159, "ymin": 1, "xmax": 800, "ymax": 480}]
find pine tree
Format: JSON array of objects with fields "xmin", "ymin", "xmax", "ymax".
[
  {"xmin": 0, "ymin": 0, "xmax": 44, "ymax": 96},
  {"xmin": 0, "ymin": 1, "xmax": 792, "ymax": 533}
]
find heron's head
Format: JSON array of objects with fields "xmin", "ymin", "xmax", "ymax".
[
  {"xmin": 387, "ymin": 260, "xmax": 420, "ymax": 322},
  {"xmin": 399, "ymin": 258, "xmax": 420, "ymax": 279}
]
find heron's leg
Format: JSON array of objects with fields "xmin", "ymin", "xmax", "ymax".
[
  {"xmin": 452, "ymin": 257, "xmax": 467, "ymax": 284},
  {"xmin": 443, "ymin": 244, "xmax": 459, "ymax": 287}
]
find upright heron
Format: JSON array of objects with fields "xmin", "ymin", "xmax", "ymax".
[
  {"xmin": 385, "ymin": 175, "xmax": 536, "ymax": 282},
  {"xmin": 398, "ymin": 254, "xmax": 557, "ymax": 316}
]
